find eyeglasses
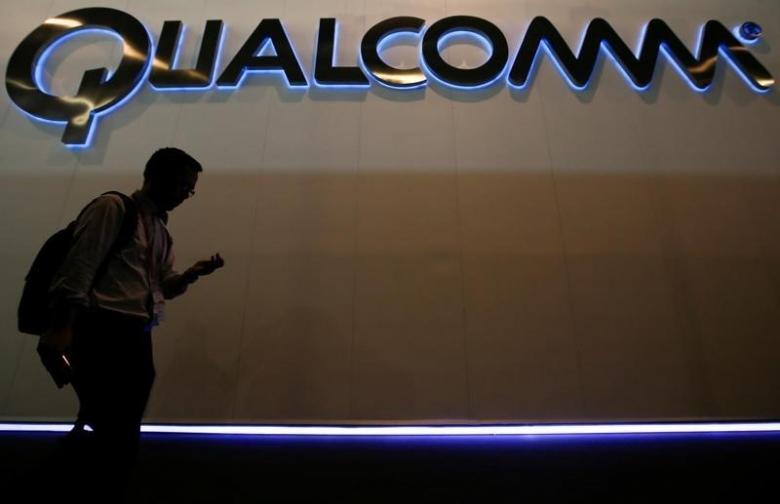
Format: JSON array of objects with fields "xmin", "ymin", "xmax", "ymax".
[
  {"xmin": 178, "ymin": 183, "xmax": 196, "ymax": 197},
  {"xmin": 166, "ymin": 175, "xmax": 197, "ymax": 197}
]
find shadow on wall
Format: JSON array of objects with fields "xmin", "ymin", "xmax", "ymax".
[{"xmin": 1, "ymin": 170, "xmax": 780, "ymax": 424}]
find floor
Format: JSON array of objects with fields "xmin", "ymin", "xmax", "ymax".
[{"xmin": 2, "ymin": 430, "xmax": 779, "ymax": 502}]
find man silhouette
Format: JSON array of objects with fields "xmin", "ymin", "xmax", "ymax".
[{"xmin": 38, "ymin": 147, "xmax": 224, "ymax": 501}]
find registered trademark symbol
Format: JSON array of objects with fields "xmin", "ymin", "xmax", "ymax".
[{"xmin": 740, "ymin": 22, "xmax": 763, "ymax": 42}]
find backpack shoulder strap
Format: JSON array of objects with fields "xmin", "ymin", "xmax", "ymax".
[
  {"xmin": 89, "ymin": 192, "xmax": 139, "ymax": 285},
  {"xmin": 102, "ymin": 191, "xmax": 138, "ymax": 249}
]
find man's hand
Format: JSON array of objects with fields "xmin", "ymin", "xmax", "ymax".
[
  {"xmin": 186, "ymin": 253, "xmax": 225, "ymax": 281},
  {"xmin": 38, "ymin": 326, "xmax": 74, "ymax": 389}
]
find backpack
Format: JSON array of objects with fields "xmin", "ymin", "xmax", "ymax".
[{"xmin": 17, "ymin": 192, "xmax": 138, "ymax": 336}]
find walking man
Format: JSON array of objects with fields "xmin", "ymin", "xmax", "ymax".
[{"xmin": 39, "ymin": 147, "xmax": 224, "ymax": 500}]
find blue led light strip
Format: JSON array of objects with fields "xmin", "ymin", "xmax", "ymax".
[{"xmin": 2, "ymin": 422, "xmax": 779, "ymax": 436}]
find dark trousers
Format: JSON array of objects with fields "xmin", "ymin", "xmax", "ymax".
[{"xmin": 62, "ymin": 309, "xmax": 155, "ymax": 502}]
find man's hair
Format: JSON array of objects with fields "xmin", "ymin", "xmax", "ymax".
[{"xmin": 144, "ymin": 147, "xmax": 202, "ymax": 185}]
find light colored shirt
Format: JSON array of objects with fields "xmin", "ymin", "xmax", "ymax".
[{"xmin": 49, "ymin": 191, "xmax": 189, "ymax": 323}]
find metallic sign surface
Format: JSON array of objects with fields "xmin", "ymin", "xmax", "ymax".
[
  {"xmin": 422, "ymin": 16, "xmax": 509, "ymax": 88},
  {"xmin": 216, "ymin": 19, "xmax": 307, "ymax": 88},
  {"xmin": 6, "ymin": 7, "xmax": 151, "ymax": 146},
  {"xmin": 509, "ymin": 17, "xmax": 775, "ymax": 91},
  {"xmin": 315, "ymin": 18, "xmax": 369, "ymax": 86},
  {"xmin": 149, "ymin": 20, "xmax": 224, "ymax": 90},
  {"xmin": 5, "ymin": 9, "xmax": 776, "ymax": 147},
  {"xmin": 360, "ymin": 16, "xmax": 427, "ymax": 89}
]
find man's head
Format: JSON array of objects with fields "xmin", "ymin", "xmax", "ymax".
[{"xmin": 143, "ymin": 147, "xmax": 202, "ymax": 212}]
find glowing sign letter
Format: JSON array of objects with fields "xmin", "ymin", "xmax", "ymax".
[
  {"xmin": 217, "ymin": 19, "xmax": 307, "ymax": 87},
  {"xmin": 150, "ymin": 20, "xmax": 224, "ymax": 90},
  {"xmin": 508, "ymin": 17, "xmax": 775, "ymax": 92},
  {"xmin": 421, "ymin": 16, "xmax": 509, "ymax": 88},
  {"xmin": 361, "ymin": 17, "xmax": 427, "ymax": 89},
  {"xmin": 315, "ymin": 18, "xmax": 369, "ymax": 87},
  {"xmin": 5, "ymin": 7, "xmax": 151, "ymax": 146}
]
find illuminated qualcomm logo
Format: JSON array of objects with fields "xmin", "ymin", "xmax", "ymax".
[{"xmin": 5, "ymin": 7, "xmax": 775, "ymax": 147}]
